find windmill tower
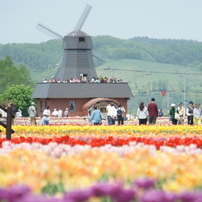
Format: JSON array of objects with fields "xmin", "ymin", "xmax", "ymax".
[{"xmin": 37, "ymin": 4, "xmax": 98, "ymax": 81}]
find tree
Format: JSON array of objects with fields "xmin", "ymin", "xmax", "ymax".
[
  {"xmin": 0, "ymin": 84, "xmax": 35, "ymax": 117},
  {"xmin": 0, "ymin": 56, "xmax": 34, "ymax": 93}
]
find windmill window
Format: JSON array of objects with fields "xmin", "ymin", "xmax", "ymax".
[{"xmin": 79, "ymin": 37, "xmax": 85, "ymax": 42}]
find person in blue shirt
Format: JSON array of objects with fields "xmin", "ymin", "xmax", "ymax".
[
  {"xmin": 89, "ymin": 106, "xmax": 102, "ymax": 125},
  {"xmin": 39, "ymin": 111, "xmax": 50, "ymax": 125}
]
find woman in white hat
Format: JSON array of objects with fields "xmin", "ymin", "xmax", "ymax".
[{"xmin": 169, "ymin": 103, "xmax": 178, "ymax": 125}]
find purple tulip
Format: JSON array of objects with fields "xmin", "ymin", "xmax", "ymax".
[
  {"xmin": 112, "ymin": 188, "xmax": 136, "ymax": 202},
  {"xmin": 0, "ymin": 188, "xmax": 9, "ymax": 201},
  {"xmin": 134, "ymin": 178, "xmax": 156, "ymax": 189},
  {"xmin": 163, "ymin": 192, "xmax": 178, "ymax": 202},
  {"xmin": 179, "ymin": 192, "xmax": 201, "ymax": 202},
  {"xmin": 141, "ymin": 189, "xmax": 164, "ymax": 202},
  {"xmin": 64, "ymin": 189, "xmax": 92, "ymax": 202},
  {"xmin": 7, "ymin": 185, "xmax": 31, "ymax": 202},
  {"xmin": 90, "ymin": 183, "xmax": 111, "ymax": 197}
]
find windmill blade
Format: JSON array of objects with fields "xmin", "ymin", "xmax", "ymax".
[
  {"xmin": 53, "ymin": 56, "xmax": 63, "ymax": 77},
  {"xmin": 74, "ymin": 4, "xmax": 92, "ymax": 31},
  {"xmin": 36, "ymin": 22, "xmax": 63, "ymax": 39},
  {"xmin": 92, "ymin": 50, "xmax": 108, "ymax": 62}
]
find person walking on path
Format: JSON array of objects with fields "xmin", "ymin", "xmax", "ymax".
[
  {"xmin": 177, "ymin": 102, "xmax": 185, "ymax": 125},
  {"xmin": 43, "ymin": 106, "xmax": 50, "ymax": 116},
  {"xmin": 137, "ymin": 102, "xmax": 148, "ymax": 125},
  {"xmin": 28, "ymin": 102, "xmax": 36, "ymax": 125},
  {"xmin": 169, "ymin": 103, "xmax": 178, "ymax": 125},
  {"xmin": 187, "ymin": 101, "xmax": 194, "ymax": 125},
  {"xmin": 89, "ymin": 106, "xmax": 102, "ymax": 125},
  {"xmin": 193, "ymin": 103, "xmax": 201, "ymax": 125},
  {"xmin": 117, "ymin": 104, "xmax": 125, "ymax": 125},
  {"xmin": 147, "ymin": 98, "xmax": 158, "ymax": 125}
]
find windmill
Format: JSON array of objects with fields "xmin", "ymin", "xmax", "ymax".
[{"xmin": 37, "ymin": 4, "xmax": 106, "ymax": 80}]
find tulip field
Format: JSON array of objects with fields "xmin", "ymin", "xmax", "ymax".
[{"xmin": 0, "ymin": 123, "xmax": 202, "ymax": 202}]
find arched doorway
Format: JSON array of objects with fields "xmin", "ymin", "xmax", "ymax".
[{"xmin": 82, "ymin": 98, "xmax": 119, "ymax": 119}]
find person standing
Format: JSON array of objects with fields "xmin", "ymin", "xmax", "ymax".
[
  {"xmin": 169, "ymin": 103, "xmax": 178, "ymax": 125},
  {"xmin": 89, "ymin": 106, "xmax": 102, "ymax": 125},
  {"xmin": 193, "ymin": 103, "xmax": 201, "ymax": 125},
  {"xmin": 177, "ymin": 102, "xmax": 185, "ymax": 125},
  {"xmin": 137, "ymin": 102, "xmax": 148, "ymax": 125},
  {"xmin": 28, "ymin": 102, "xmax": 36, "ymax": 125},
  {"xmin": 147, "ymin": 98, "xmax": 158, "ymax": 125},
  {"xmin": 116, "ymin": 104, "xmax": 125, "ymax": 125},
  {"xmin": 39, "ymin": 111, "xmax": 50, "ymax": 125},
  {"xmin": 107, "ymin": 103, "xmax": 117, "ymax": 125},
  {"xmin": 187, "ymin": 101, "xmax": 194, "ymax": 125},
  {"xmin": 43, "ymin": 106, "xmax": 50, "ymax": 116},
  {"xmin": 8, "ymin": 103, "xmax": 17, "ymax": 125},
  {"xmin": 52, "ymin": 109, "xmax": 58, "ymax": 117},
  {"xmin": 58, "ymin": 109, "xmax": 63, "ymax": 118},
  {"xmin": 64, "ymin": 108, "xmax": 69, "ymax": 117}
]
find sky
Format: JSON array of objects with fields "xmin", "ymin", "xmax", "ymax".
[{"xmin": 1, "ymin": 0, "xmax": 202, "ymax": 44}]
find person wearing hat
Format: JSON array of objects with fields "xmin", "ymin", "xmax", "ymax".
[
  {"xmin": 187, "ymin": 101, "xmax": 194, "ymax": 125},
  {"xmin": 39, "ymin": 111, "xmax": 50, "ymax": 125},
  {"xmin": 28, "ymin": 102, "xmax": 36, "ymax": 125},
  {"xmin": 177, "ymin": 102, "xmax": 185, "ymax": 125},
  {"xmin": 169, "ymin": 103, "xmax": 178, "ymax": 125}
]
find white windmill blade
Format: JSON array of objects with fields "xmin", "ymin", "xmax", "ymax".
[
  {"xmin": 36, "ymin": 22, "xmax": 63, "ymax": 39},
  {"xmin": 74, "ymin": 4, "xmax": 92, "ymax": 31}
]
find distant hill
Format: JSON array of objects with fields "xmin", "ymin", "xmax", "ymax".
[
  {"xmin": 1, "ymin": 36, "xmax": 202, "ymax": 74},
  {"xmin": 95, "ymin": 59, "xmax": 202, "ymax": 114},
  {"xmin": 128, "ymin": 36, "xmax": 199, "ymax": 45}
]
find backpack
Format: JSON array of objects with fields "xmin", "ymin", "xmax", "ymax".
[{"xmin": 117, "ymin": 108, "xmax": 123, "ymax": 117}]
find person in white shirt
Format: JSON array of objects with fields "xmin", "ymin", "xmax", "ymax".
[
  {"xmin": 64, "ymin": 108, "xmax": 69, "ymax": 117},
  {"xmin": 193, "ymin": 103, "xmax": 201, "ymax": 125},
  {"xmin": 16, "ymin": 109, "xmax": 22, "ymax": 118},
  {"xmin": 58, "ymin": 109, "xmax": 63, "ymax": 118},
  {"xmin": 52, "ymin": 109, "xmax": 58, "ymax": 117},
  {"xmin": 137, "ymin": 102, "xmax": 148, "ymax": 125},
  {"xmin": 107, "ymin": 103, "xmax": 117, "ymax": 125},
  {"xmin": 43, "ymin": 106, "xmax": 50, "ymax": 116}
]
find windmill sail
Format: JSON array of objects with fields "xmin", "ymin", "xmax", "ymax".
[
  {"xmin": 36, "ymin": 22, "xmax": 63, "ymax": 39},
  {"xmin": 74, "ymin": 4, "xmax": 92, "ymax": 31}
]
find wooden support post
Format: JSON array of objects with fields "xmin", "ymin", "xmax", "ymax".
[
  {"xmin": 0, "ymin": 105, "xmax": 15, "ymax": 140},
  {"xmin": 6, "ymin": 107, "xmax": 12, "ymax": 140}
]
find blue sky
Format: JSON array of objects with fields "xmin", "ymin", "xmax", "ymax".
[{"xmin": 1, "ymin": 0, "xmax": 202, "ymax": 44}]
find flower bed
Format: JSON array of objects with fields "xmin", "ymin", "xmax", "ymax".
[{"xmin": 0, "ymin": 124, "xmax": 202, "ymax": 202}]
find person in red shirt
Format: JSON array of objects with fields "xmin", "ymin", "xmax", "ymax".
[{"xmin": 147, "ymin": 98, "xmax": 158, "ymax": 125}]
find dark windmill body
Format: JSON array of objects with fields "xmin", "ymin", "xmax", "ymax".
[
  {"xmin": 56, "ymin": 30, "xmax": 97, "ymax": 80},
  {"xmin": 32, "ymin": 4, "xmax": 133, "ymax": 118}
]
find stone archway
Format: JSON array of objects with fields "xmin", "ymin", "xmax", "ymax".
[{"xmin": 82, "ymin": 98, "xmax": 119, "ymax": 118}]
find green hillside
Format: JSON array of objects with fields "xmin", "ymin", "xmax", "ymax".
[{"xmin": 95, "ymin": 59, "xmax": 202, "ymax": 114}]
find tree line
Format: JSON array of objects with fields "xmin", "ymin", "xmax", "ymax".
[{"xmin": 1, "ymin": 36, "xmax": 202, "ymax": 72}]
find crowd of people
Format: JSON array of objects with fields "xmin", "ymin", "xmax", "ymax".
[
  {"xmin": 89, "ymin": 103, "xmax": 126, "ymax": 126},
  {"xmin": 42, "ymin": 76, "xmax": 123, "ymax": 84},
  {"xmin": 136, "ymin": 98, "xmax": 201, "ymax": 125},
  {"xmin": 28, "ymin": 104, "xmax": 69, "ymax": 125}
]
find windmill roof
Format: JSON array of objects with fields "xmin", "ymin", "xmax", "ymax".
[
  {"xmin": 66, "ymin": 30, "xmax": 90, "ymax": 37},
  {"xmin": 32, "ymin": 83, "xmax": 133, "ymax": 99}
]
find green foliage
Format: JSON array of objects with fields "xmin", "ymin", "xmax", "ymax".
[
  {"xmin": 0, "ymin": 84, "xmax": 35, "ymax": 117},
  {"xmin": 41, "ymin": 182, "xmax": 65, "ymax": 195},
  {"xmin": 0, "ymin": 56, "xmax": 34, "ymax": 94}
]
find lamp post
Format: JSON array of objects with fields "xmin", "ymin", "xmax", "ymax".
[
  {"xmin": 146, "ymin": 70, "xmax": 152, "ymax": 102},
  {"xmin": 184, "ymin": 68, "xmax": 191, "ymax": 110}
]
